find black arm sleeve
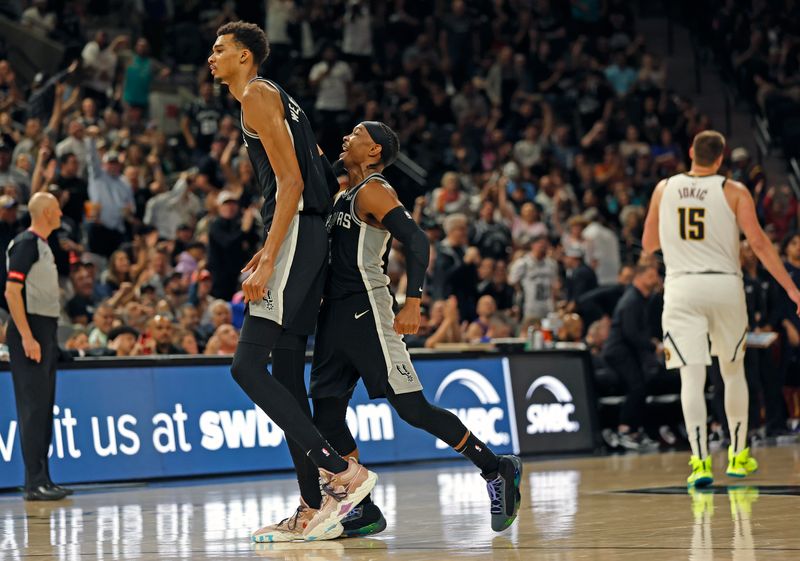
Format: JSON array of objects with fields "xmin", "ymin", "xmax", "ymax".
[
  {"xmin": 6, "ymin": 233, "xmax": 39, "ymax": 283},
  {"xmin": 382, "ymin": 206, "xmax": 430, "ymax": 299},
  {"xmin": 321, "ymin": 156, "xmax": 346, "ymax": 197}
]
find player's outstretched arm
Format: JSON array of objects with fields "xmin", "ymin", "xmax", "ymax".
[
  {"xmin": 240, "ymin": 82, "xmax": 304, "ymax": 303},
  {"xmin": 356, "ymin": 181, "xmax": 430, "ymax": 334},
  {"xmin": 642, "ymin": 179, "xmax": 667, "ymax": 255},
  {"xmin": 733, "ymin": 179, "xmax": 800, "ymax": 314}
]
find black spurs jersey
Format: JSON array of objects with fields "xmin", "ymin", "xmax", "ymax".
[
  {"xmin": 326, "ymin": 173, "xmax": 393, "ymax": 298},
  {"xmin": 240, "ymin": 78, "xmax": 331, "ymax": 230}
]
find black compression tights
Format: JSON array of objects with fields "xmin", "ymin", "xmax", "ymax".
[
  {"xmin": 231, "ymin": 313, "xmax": 347, "ymax": 482},
  {"xmin": 272, "ymin": 332, "xmax": 323, "ymax": 509},
  {"xmin": 314, "ymin": 388, "xmax": 471, "ymax": 455}
]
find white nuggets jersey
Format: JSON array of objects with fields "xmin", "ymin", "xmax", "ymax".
[{"xmin": 658, "ymin": 173, "xmax": 740, "ymax": 278}]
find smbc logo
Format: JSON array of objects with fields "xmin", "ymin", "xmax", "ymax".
[
  {"xmin": 526, "ymin": 376, "xmax": 580, "ymax": 434},
  {"xmin": 434, "ymin": 369, "xmax": 510, "ymax": 449}
]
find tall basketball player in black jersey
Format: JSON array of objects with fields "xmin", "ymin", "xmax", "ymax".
[
  {"xmin": 308, "ymin": 122, "xmax": 523, "ymax": 533},
  {"xmin": 208, "ymin": 22, "xmax": 376, "ymax": 542}
]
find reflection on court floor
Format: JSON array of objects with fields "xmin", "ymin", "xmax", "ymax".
[{"xmin": 1, "ymin": 445, "xmax": 798, "ymax": 560}]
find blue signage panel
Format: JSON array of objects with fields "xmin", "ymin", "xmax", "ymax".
[{"xmin": 0, "ymin": 357, "xmax": 513, "ymax": 488}]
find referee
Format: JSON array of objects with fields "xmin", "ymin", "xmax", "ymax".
[{"xmin": 4, "ymin": 193, "xmax": 72, "ymax": 501}]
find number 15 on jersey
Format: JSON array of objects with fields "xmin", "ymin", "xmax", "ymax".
[{"xmin": 678, "ymin": 207, "xmax": 705, "ymax": 240}]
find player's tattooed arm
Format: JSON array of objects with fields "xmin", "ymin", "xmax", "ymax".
[
  {"xmin": 642, "ymin": 179, "xmax": 667, "ymax": 255},
  {"xmin": 239, "ymin": 81, "xmax": 303, "ymax": 302}
]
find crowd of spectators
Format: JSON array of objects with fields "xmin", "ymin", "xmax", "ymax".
[
  {"xmin": 0, "ymin": 1, "xmax": 799, "ymax": 443},
  {"xmin": 695, "ymin": 0, "xmax": 800, "ymax": 161}
]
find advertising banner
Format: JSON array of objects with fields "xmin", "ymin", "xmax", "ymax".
[
  {"xmin": 0, "ymin": 357, "xmax": 514, "ymax": 488},
  {"xmin": 505, "ymin": 352, "xmax": 599, "ymax": 455}
]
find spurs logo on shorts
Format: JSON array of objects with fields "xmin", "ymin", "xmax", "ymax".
[
  {"xmin": 396, "ymin": 364, "xmax": 414, "ymax": 383},
  {"xmin": 263, "ymin": 290, "xmax": 275, "ymax": 311}
]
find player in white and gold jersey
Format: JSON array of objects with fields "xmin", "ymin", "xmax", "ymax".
[{"xmin": 643, "ymin": 130, "xmax": 800, "ymax": 486}]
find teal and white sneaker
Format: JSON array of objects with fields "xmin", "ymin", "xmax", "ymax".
[
  {"xmin": 484, "ymin": 455, "xmax": 522, "ymax": 532},
  {"xmin": 341, "ymin": 500, "xmax": 387, "ymax": 537}
]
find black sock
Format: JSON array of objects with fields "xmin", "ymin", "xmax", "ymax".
[
  {"xmin": 307, "ymin": 444, "xmax": 348, "ymax": 473},
  {"xmin": 456, "ymin": 432, "xmax": 500, "ymax": 477}
]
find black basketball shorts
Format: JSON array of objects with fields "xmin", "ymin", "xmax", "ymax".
[{"xmin": 310, "ymin": 287, "xmax": 423, "ymax": 399}]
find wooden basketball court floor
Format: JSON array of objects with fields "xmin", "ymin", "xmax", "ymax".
[{"xmin": 1, "ymin": 445, "xmax": 798, "ymax": 560}]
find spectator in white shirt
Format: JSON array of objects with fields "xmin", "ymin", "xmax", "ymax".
[
  {"xmin": 342, "ymin": 0, "xmax": 373, "ymax": 79},
  {"xmin": 582, "ymin": 208, "xmax": 621, "ymax": 286},
  {"xmin": 81, "ymin": 32, "xmax": 128, "ymax": 104},
  {"xmin": 144, "ymin": 173, "xmax": 202, "ymax": 239},
  {"xmin": 309, "ymin": 44, "xmax": 353, "ymax": 156}
]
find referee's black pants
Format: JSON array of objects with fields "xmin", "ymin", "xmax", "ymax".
[{"xmin": 7, "ymin": 315, "xmax": 58, "ymax": 490}]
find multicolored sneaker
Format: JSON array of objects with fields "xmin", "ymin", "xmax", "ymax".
[
  {"xmin": 341, "ymin": 500, "xmax": 387, "ymax": 537},
  {"xmin": 726, "ymin": 447, "xmax": 758, "ymax": 478},
  {"xmin": 303, "ymin": 458, "xmax": 378, "ymax": 541},
  {"xmin": 484, "ymin": 455, "xmax": 522, "ymax": 532},
  {"xmin": 687, "ymin": 456, "xmax": 714, "ymax": 488},
  {"xmin": 252, "ymin": 499, "xmax": 343, "ymax": 543}
]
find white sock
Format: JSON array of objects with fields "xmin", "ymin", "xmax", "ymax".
[
  {"xmin": 719, "ymin": 359, "xmax": 748, "ymax": 455},
  {"xmin": 680, "ymin": 364, "xmax": 709, "ymax": 459}
]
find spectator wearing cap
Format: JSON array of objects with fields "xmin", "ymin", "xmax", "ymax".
[
  {"xmin": 171, "ymin": 223, "xmax": 195, "ymax": 260},
  {"xmin": 144, "ymin": 172, "xmax": 203, "ymax": 240},
  {"xmin": 0, "ymin": 138, "xmax": 30, "ymax": 202},
  {"xmin": 207, "ymin": 191, "xmax": 259, "ymax": 300},
  {"xmin": 189, "ymin": 269, "xmax": 215, "ymax": 321},
  {"xmin": 106, "ymin": 325, "xmax": 139, "ymax": 357},
  {"xmin": 563, "ymin": 245, "xmax": 598, "ymax": 310},
  {"xmin": 730, "ymin": 147, "xmax": 767, "ymax": 210},
  {"xmin": 0, "ymin": 194, "xmax": 22, "ymax": 310},
  {"xmin": 84, "ymin": 126, "xmax": 135, "ymax": 257}
]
